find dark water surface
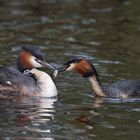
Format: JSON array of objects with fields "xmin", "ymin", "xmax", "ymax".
[{"xmin": 0, "ymin": 0, "xmax": 140, "ymax": 140}]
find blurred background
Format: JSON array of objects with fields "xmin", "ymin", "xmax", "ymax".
[
  {"xmin": 0, "ymin": 0, "xmax": 140, "ymax": 80},
  {"xmin": 0, "ymin": 0, "xmax": 140, "ymax": 140}
]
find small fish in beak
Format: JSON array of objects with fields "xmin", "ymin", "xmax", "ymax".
[
  {"xmin": 51, "ymin": 63, "xmax": 69, "ymax": 79},
  {"xmin": 52, "ymin": 69, "xmax": 59, "ymax": 79}
]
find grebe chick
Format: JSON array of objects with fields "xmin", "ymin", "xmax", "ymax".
[
  {"xmin": 56, "ymin": 58, "xmax": 140, "ymax": 98},
  {"xmin": 0, "ymin": 46, "xmax": 57, "ymax": 98}
]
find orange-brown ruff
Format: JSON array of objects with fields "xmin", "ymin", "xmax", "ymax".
[
  {"xmin": 56, "ymin": 58, "xmax": 140, "ymax": 98},
  {"xmin": 18, "ymin": 51, "xmax": 34, "ymax": 70},
  {"xmin": 73, "ymin": 60, "xmax": 94, "ymax": 76}
]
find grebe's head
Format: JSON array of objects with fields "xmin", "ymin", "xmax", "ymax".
[
  {"xmin": 57, "ymin": 58, "xmax": 99, "ymax": 78},
  {"xmin": 17, "ymin": 46, "xmax": 54, "ymax": 72}
]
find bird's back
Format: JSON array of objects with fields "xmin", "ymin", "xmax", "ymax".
[
  {"xmin": 0, "ymin": 66, "xmax": 37, "ymax": 96},
  {"xmin": 105, "ymin": 80, "xmax": 140, "ymax": 98}
]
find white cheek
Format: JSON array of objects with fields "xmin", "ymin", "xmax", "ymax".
[
  {"xmin": 30, "ymin": 57, "xmax": 42, "ymax": 67},
  {"xmin": 66, "ymin": 63, "xmax": 76, "ymax": 71}
]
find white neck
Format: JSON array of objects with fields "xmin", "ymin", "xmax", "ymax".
[
  {"xmin": 89, "ymin": 76, "xmax": 105, "ymax": 97},
  {"xmin": 31, "ymin": 69, "xmax": 58, "ymax": 97}
]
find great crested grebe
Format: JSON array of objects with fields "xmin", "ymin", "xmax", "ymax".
[
  {"xmin": 55, "ymin": 58, "xmax": 140, "ymax": 98},
  {"xmin": 0, "ymin": 46, "xmax": 57, "ymax": 98}
]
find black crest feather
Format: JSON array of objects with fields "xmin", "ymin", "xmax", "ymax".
[{"xmin": 22, "ymin": 45, "xmax": 45, "ymax": 60}]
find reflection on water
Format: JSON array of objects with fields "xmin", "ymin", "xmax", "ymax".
[
  {"xmin": 0, "ymin": 97, "xmax": 57, "ymax": 140},
  {"xmin": 0, "ymin": 95, "xmax": 140, "ymax": 139},
  {"xmin": 0, "ymin": 0, "xmax": 140, "ymax": 140}
]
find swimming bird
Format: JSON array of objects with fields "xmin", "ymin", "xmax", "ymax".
[
  {"xmin": 0, "ymin": 46, "xmax": 57, "ymax": 98},
  {"xmin": 55, "ymin": 58, "xmax": 140, "ymax": 98}
]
